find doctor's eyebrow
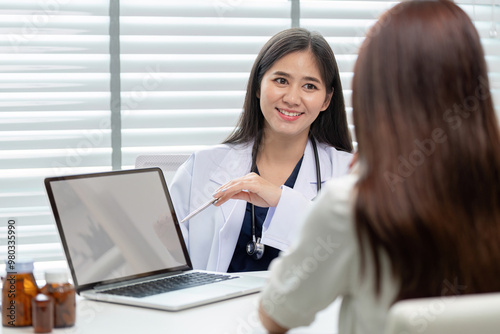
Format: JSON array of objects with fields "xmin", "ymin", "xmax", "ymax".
[{"xmin": 271, "ymin": 71, "xmax": 322, "ymax": 84}]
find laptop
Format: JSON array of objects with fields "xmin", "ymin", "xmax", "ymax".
[{"xmin": 44, "ymin": 167, "xmax": 266, "ymax": 311}]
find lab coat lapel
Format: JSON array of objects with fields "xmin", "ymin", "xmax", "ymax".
[
  {"xmin": 208, "ymin": 143, "xmax": 252, "ymax": 219},
  {"xmin": 293, "ymin": 140, "xmax": 321, "ymax": 200},
  {"xmin": 208, "ymin": 143, "xmax": 253, "ymax": 271}
]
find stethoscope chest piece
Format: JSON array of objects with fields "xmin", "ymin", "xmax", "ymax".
[
  {"xmin": 246, "ymin": 138, "xmax": 321, "ymax": 261},
  {"xmin": 246, "ymin": 237, "xmax": 265, "ymax": 260}
]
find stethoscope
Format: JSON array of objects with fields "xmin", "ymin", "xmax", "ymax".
[{"xmin": 246, "ymin": 139, "xmax": 322, "ymax": 260}]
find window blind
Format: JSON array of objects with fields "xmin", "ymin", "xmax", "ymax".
[
  {"xmin": 0, "ymin": 0, "xmax": 499, "ymax": 276},
  {"xmin": 119, "ymin": 0, "xmax": 292, "ymax": 168},
  {"xmin": 301, "ymin": 0, "xmax": 500, "ymax": 139},
  {"xmin": 0, "ymin": 0, "xmax": 111, "ymax": 275}
]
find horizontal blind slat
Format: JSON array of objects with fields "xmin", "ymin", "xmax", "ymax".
[
  {"xmin": 0, "ymin": 131, "xmax": 111, "ymax": 148},
  {"xmin": 122, "ymin": 109, "xmax": 241, "ymax": 128},
  {"xmin": 0, "ymin": 152, "xmax": 111, "ymax": 169},
  {"xmin": 120, "ymin": 0, "xmax": 290, "ymax": 18},
  {"xmin": 0, "ymin": 193, "xmax": 51, "ymax": 208},
  {"xmin": 121, "ymin": 73, "xmax": 249, "ymax": 91},
  {"xmin": 0, "ymin": 15, "xmax": 109, "ymax": 36},
  {"xmin": 0, "ymin": 36, "xmax": 110, "ymax": 54},
  {"xmin": 120, "ymin": 36, "xmax": 278, "ymax": 54},
  {"xmin": 120, "ymin": 55, "xmax": 256, "ymax": 73},
  {"xmin": 0, "ymin": 212, "xmax": 52, "ymax": 226},
  {"xmin": 0, "ymin": 54, "xmax": 109, "ymax": 73},
  {"xmin": 0, "ymin": 74, "xmax": 109, "ymax": 92},
  {"xmin": 121, "ymin": 18, "xmax": 290, "ymax": 36},
  {"xmin": 123, "ymin": 128, "xmax": 234, "ymax": 147},
  {"xmin": 0, "ymin": 244, "xmax": 64, "ymax": 262},
  {"xmin": 0, "ymin": 111, "xmax": 110, "ymax": 131},
  {"xmin": 0, "ymin": 92, "xmax": 110, "ymax": 111},
  {"xmin": 302, "ymin": 1, "xmax": 393, "ymax": 19},
  {"xmin": 121, "ymin": 91, "xmax": 245, "ymax": 110},
  {"xmin": 0, "ymin": 0, "xmax": 109, "ymax": 15}
]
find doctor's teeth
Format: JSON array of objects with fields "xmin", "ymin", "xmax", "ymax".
[{"xmin": 278, "ymin": 109, "xmax": 301, "ymax": 117}]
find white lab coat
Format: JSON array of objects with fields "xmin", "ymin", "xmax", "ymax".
[{"xmin": 169, "ymin": 139, "xmax": 353, "ymax": 272}]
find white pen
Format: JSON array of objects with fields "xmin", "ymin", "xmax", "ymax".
[{"xmin": 180, "ymin": 197, "xmax": 219, "ymax": 223}]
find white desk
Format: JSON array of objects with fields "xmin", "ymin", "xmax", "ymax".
[{"xmin": 2, "ymin": 293, "xmax": 340, "ymax": 334}]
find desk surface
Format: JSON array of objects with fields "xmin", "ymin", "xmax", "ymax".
[{"xmin": 2, "ymin": 292, "xmax": 340, "ymax": 334}]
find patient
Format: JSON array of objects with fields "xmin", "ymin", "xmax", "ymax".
[{"xmin": 258, "ymin": 0, "xmax": 500, "ymax": 333}]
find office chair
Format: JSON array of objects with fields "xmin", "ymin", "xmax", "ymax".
[
  {"xmin": 135, "ymin": 154, "xmax": 190, "ymax": 185},
  {"xmin": 384, "ymin": 292, "xmax": 500, "ymax": 334}
]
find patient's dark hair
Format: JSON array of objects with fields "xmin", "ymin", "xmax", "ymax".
[{"xmin": 353, "ymin": 0, "xmax": 500, "ymax": 302}]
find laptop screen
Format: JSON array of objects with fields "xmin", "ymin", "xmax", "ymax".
[{"xmin": 45, "ymin": 168, "xmax": 190, "ymax": 289}]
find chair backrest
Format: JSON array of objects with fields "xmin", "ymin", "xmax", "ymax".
[
  {"xmin": 135, "ymin": 154, "xmax": 190, "ymax": 185},
  {"xmin": 384, "ymin": 292, "xmax": 500, "ymax": 334}
]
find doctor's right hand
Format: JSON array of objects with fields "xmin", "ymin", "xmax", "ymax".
[{"xmin": 212, "ymin": 172, "xmax": 282, "ymax": 208}]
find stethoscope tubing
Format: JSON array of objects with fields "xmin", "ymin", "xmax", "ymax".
[{"xmin": 248, "ymin": 138, "xmax": 322, "ymax": 259}]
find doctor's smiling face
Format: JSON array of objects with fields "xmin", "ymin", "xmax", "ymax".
[{"xmin": 257, "ymin": 50, "xmax": 332, "ymax": 140}]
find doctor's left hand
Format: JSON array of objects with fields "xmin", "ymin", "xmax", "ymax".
[{"xmin": 212, "ymin": 172, "xmax": 282, "ymax": 208}]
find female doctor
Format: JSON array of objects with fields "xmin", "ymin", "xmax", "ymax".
[{"xmin": 169, "ymin": 28, "xmax": 353, "ymax": 272}]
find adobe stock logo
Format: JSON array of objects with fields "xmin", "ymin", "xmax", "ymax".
[
  {"xmin": 7, "ymin": 0, "xmax": 74, "ymax": 53},
  {"xmin": 383, "ymin": 76, "xmax": 490, "ymax": 192},
  {"xmin": 384, "ymin": 129, "xmax": 447, "ymax": 192}
]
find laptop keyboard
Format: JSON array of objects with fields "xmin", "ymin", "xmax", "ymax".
[{"xmin": 98, "ymin": 272, "xmax": 237, "ymax": 298}]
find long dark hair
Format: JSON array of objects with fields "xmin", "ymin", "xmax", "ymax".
[
  {"xmin": 353, "ymin": 0, "xmax": 500, "ymax": 302},
  {"xmin": 224, "ymin": 28, "xmax": 353, "ymax": 160}
]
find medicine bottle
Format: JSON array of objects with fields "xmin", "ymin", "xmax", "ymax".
[
  {"xmin": 32, "ymin": 294, "xmax": 53, "ymax": 333},
  {"xmin": 2, "ymin": 259, "xmax": 39, "ymax": 327},
  {"xmin": 40, "ymin": 269, "xmax": 76, "ymax": 328}
]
